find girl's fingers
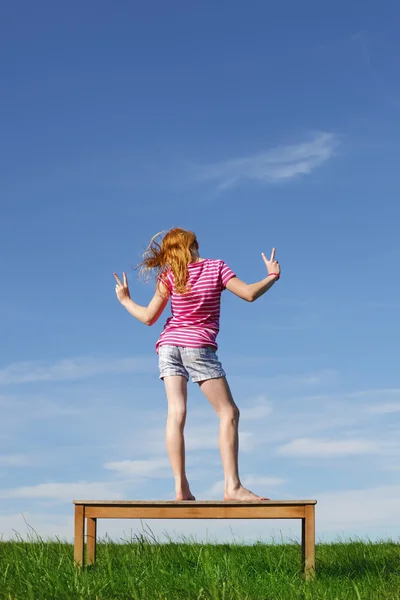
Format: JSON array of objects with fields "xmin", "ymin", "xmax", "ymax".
[
  {"xmin": 123, "ymin": 272, "xmax": 128, "ymax": 286},
  {"xmin": 113, "ymin": 273, "xmax": 122, "ymax": 286},
  {"xmin": 262, "ymin": 251, "xmax": 278, "ymax": 265}
]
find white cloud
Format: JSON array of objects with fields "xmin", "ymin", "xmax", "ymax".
[
  {"xmin": 292, "ymin": 370, "xmax": 337, "ymax": 385},
  {"xmin": 0, "ymin": 481, "xmax": 124, "ymax": 500},
  {"xmin": 190, "ymin": 132, "xmax": 338, "ymax": 190},
  {"xmin": 276, "ymin": 437, "xmax": 378, "ymax": 457},
  {"xmin": 315, "ymin": 485, "xmax": 400, "ymax": 531},
  {"xmin": 0, "ymin": 355, "xmax": 153, "ymax": 385},
  {"xmin": 244, "ymin": 475, "xmax": 286, "ymax": 487},
  {"xmin": 237, "ymin": 370, "xmax": 338, "ymax": 395},
  {"xmin": 347, "ymin": 388, "xmax": 400, "ymax": 399},
  {"xmin": 240, "ymin": 397, "xmax": 273, "ymax": 420},
  {"xmin": 367, "ymin": 402, "xmax": 400, "ymax": 414},
  {"xmin": 104, "ymin": 458, "xmax": 171, "ymax": 478},
  {"xmin": 0, "ymin": 454, "xmax": 38, "ymax": 467},
  {"xmin": 0, "ymin": 512, "xmax": 75, "ymax": 542}
]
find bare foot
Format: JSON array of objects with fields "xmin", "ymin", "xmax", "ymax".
[
  {"xmin": 176, "ymin": 491, "xmax": 196, "ymax": 501},
  {"xmin": 224, "ymin": 485, "xmax": 269, "ymax": 501},
  {"xmin": 175, "ymin": 483, "xmax": 196, "ymax": 501}
]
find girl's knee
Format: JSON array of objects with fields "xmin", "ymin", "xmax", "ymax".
[
  {"xmin": 221, "ymin": 404, "xmax": 240, "ymax": 422},
  {"xmin": 168, "ymin": 406, "xmax": 187, "ymax": 424}
]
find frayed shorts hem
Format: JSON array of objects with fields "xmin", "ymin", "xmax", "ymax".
[{"xmin": 159, "ymin": 370, "xmax": 225, "ymax": 384}]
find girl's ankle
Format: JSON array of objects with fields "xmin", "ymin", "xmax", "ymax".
[
  {"xmin": 175, "ymin": 476, "xmax": 190, "ymax": 489},
  {"xmin": 224, "ymin": 481, "xmax": 241, "ymax": 493}
]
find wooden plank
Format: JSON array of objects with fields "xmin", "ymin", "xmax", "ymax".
[
  {"xmin": 73, "ymin": 499, "xmax": 317, "ymax": 506},
  {"xmin": 74, "ymin": 504, "xmax": 85, "ymax": 567},
  {"xmin": 302, "ymin": 504, "xmax": 316, "ymax": 580},
  {"xmin": 86, "ymin": 518, "xmax": 97, "ymax": 565},
  {"xmin": 85, "ymin": 505, "xmax": 306, "ymax": 519}
]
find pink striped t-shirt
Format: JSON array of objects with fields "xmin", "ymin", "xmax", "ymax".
[{"xmin": 155, "ymin": 259, "xmax": 236, "ymax": 353}]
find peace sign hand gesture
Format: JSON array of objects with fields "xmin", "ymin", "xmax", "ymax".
[
  {"xmin": 261, "ymin": 248, "xmax": 281, "ymax": 279},
  {"xmin": 113, "ymin": 272, "xmax": 131, "ymax": 304}
]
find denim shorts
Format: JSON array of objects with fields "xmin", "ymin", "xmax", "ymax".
[{"xmin": 158, "ymin": 345, "xmax": 226, "ymax": 383}]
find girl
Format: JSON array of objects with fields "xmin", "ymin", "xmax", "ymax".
[{"xmin": 114, "ymin": 227, "xmax": 280, "ymax": 502}]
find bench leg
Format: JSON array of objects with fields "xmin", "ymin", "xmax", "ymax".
[
  {"xmin": 74, "ymin": 505, "xmax": 85, "ymax": 567},
  {"xmin": 302, "ymin": 505, "xmax": 315, "ymax": 580},
  {"xmin": 86, "ymin": 517, "xmax": 97, "ymax": 565}
]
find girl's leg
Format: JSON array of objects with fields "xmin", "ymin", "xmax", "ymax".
[
  {"xmin": 198, "ymin": 377, "xmax": 269, "ymax": 501},
  {"xmin": 164, "ymin": 375, "xmax": 195, "ymax": 501}
]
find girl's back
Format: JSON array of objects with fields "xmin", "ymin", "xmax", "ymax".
[{"xmin": 156, "ymin": 258, "xmax": 236, "ymax": 352}]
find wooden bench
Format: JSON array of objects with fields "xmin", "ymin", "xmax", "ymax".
[{"xmin": 73, "ymin": 499, "xmax": 317, "ymax": 579}]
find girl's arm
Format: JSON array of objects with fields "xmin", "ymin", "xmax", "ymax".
[
  {"xmin": 225, "ymin": 248, "xmax": 280, "ymax": 303},
  {"xmin": 114, "ymin": 273, "xmax": 169, "ymax": 326},
  {"xmin": 226, "ymin": 273, "xmax": 278, "ymax": 302}
]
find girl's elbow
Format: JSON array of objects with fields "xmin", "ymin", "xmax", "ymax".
[
  {"xmin": 145, "ymin": 313, "xmax": 159, "ymax": 326},
  {"xmin": 143, "ymin": 314, "xmax": 153, "ymax": 326}
]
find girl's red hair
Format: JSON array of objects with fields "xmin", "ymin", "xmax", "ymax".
[{"xmin": 136, "ymin": 228, "xmax": 199, "ymax": 294}]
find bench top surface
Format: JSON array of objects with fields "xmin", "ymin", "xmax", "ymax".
[{"xmin": 73, "ymin": 499, "xmax": 317, "ymax": 506}]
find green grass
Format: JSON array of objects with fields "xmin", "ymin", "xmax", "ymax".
[{"xmin": 1, "ymin": 531, "xmax": 399, "ymax": 600}]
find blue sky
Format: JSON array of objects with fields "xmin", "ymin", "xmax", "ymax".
[{"xmin": 1, "ymin": 0, "xmax": 400, "ymax": 544}]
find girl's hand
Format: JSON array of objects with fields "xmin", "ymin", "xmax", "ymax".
[
  {"xmin": 261, "ymin": 248, "xmax": 281, "ymax": 278},
  {"xmin": 113, "ymin": 272, "xmax": 131, "ymax": 304}
]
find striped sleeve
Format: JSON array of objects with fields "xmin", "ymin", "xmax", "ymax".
[
  {"xmin": 158, "ymin": 269, "xmax": 173, "ymax": 293},
  {"xmin": 220, "ymin": 260, "xmax": 236, "ymax": 290}
]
